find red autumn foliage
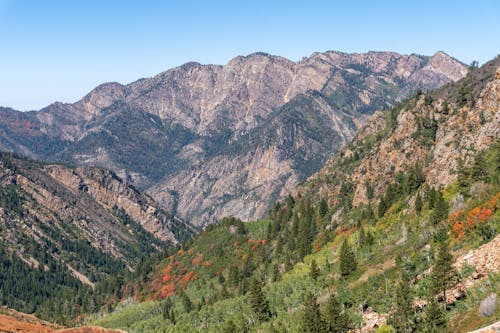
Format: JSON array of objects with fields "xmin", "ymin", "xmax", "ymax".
[
  {"xmin": 162, "ymin": 274, "xmax": 171, "ymax": 283},
  {"xmin": 159, "ymin": 282, "xmax": 176, "ymax": 298},
  {"xmin": 192, "ymin": 254, "xmax": 203, "ymax": 266}
]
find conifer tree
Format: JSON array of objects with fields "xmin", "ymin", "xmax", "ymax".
[
  {"xmin": 248, "ymin": 278, "xmax": 271, "ymax": 322},
  {"xmin": 302, "ymin": 293, "xmax": 327, "ymax": 333},
  {"xmin": 415, "ymin": 192, "xmax": 423, "ymax": 214},
  {"xmin": 421, "ymin": 298, "xmax": 447, "ymax": 332},
  {"xmin": 319, "ymin": 197, "xmax": 329, "ymax": 217},
  {"xmin": 387, "ymin": 270, "xmax": 415, "ymax": 332},
  {"xmin": 323, "ymin": 293, "xmax": 350, "ymax": 333},
  {"xmin": 310, "ymin": 259, "xmax": 320, "ymax": 281},
  {"xmin": 339, "ymin": 238, "xmax": 357, "ymax": 277},
  {"xmin": 430, "ymin": 240, "xmax": 458, "ymax": 310},
  {"xmin": 431, "ymin": 191, "xmax": 448, "ymax": 225}
]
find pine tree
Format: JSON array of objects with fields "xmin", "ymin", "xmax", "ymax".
[
  {"xmin": 181, "ymin": 291, "xmax": 192, "ymax": 313},
  {"xmin": 472, "ymin": 154, "xmax": 488, "ymax": 182},
  {"xmin": 319, "ymin": 197, "xmax": 329, "ymax": 217},
  {"xmin": 302, "ymin": 293, "xmax": 327, "ymax": 333},
  {"xmin": 339, "ymin": 238, "xmax": 357, "ymax": 277},
  {"xmin": 248, "ymin": 278, "xmax": 271, "ymax": 322},
  {"xmin": 430, "ymin": 241, "xmax": 458, "ymax": 310},
  {"xmin": 387, "ymin": 270, "xmax": 415, "ymax": 332},
  {"xmin": 415, "ymin": 192, "xmax": 423, "ymax": 214},
  {"xmin": 323, "ymin": 293, "xmax": 350, "ymax": 333},
  {"xmin": 310, "ymin": 259, "xmax": 320, "ymax": 281},
  {"xmin": 421, "ymin": 298, "xmax": 447, "ymax": 332},
  {"xmin": 427, "ymin": 187, "xmax": 437, "ymax": 209},
  {"xmin": 431, "ymin": 191, "xmax": 448, "ymax": 225}
]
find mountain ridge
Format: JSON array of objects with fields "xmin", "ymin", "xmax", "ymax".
[{"xmin": 0, "ymin": 50, "xmax": 468, "ymax": 226}]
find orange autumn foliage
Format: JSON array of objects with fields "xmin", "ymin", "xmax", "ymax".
[
  {"xmin": 159, "ymin": 282, "xmax": 176, "ymax": 298},
  {"xmin": 192, "ymin": 254, "xmax": 203, "ymax": 266}
]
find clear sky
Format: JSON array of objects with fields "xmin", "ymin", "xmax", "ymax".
[{"xmin": 1, "ymin": 0, "xmax": 499, "ymax": 111}]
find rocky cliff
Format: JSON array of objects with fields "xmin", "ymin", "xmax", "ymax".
[
  {"xmin": 301, "ymin": 56, "xmax": 500, "ymax": 219},
  {"xmin": 0, "ymin": 153, "xmax": 193, "ymax": 285},
  {"xmin": 0, "ymin": 51, "xmax": 467, "ymax": 226}
]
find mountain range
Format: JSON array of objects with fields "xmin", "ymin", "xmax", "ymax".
[{"xmin": 0, "ymin": 51, "xmax": 467, "ymax": 227}]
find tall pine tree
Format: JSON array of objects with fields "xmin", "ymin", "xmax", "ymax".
[
  {"xmin": 339, "ymin": 238, "xmax": 357, "ymax": 277},
  {"xmin": 430, "ymin": 240, "xmax": 458, "ymax": 310},
  {"xmin": 323, "ymin": 293, "xmax": 350, "ymax": 333},
  {"xmin": 248, "ymin": 278, "xmax": 271, "ymax": 322},
  {"xmin": 387, "ymin": 269, "xmax": 415, "ymax": 332},
  {"xmin": 302, "ymin": 293, "xmax": 327, "ymax": 333}
]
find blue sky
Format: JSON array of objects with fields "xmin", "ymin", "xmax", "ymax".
[{"xmin": 1, "ymin": 0, "xmax": 499, "ymax": 111}]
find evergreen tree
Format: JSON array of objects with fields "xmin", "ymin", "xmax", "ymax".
[
  {"xmin": 387, "ymin": 270, "xmax": 415, "ymax": 332},
  {"xmin": 471, "ymin": 154, "xmax": 488, "ymax": 182},
  {"xmin": 162, "ymin": 298, "xmax": 173, "ymax": 320},
  {"xmin": 181, "ymin": 291, "xmax": 193, "ymax": 313},
  {"xmin": 427, "ymin": 188, "xmax": 437, "ymax": 209},
  {"xmin": 431, "ymin": 191, "xmax": 448, "ymax": 225},
  {"xmin": 421, "ymin": 298, "xmax": 447, "ymax": 332},
  {"xmin": 408, "ymin": 163, "xmax": 425, "ymax": 193},
  {"xmin": 302, "ymin": 293, "xmax": 327, "ymax": 333},
  {"xmin": 310, "ymin": 259, "xmax": 320, "ymax": 281},
  {"xmin": 248, "ymin": 278, "xmax": 271, "ymax": 322},
  {"xmin": 319, "ymin": 197, "xmax": 329, "ymax": 217},
  {"xmin": 430, "ymin": 241, "xmax": 458, "ymax": 310},
  {"xmin": 323, "ymin": 293, "xmax": 350, "ymax": 333},
  {"xmin": 339, "ymin": 238, "xmax": 357, "ymax": 277},
  {"xmin": 415, "ymin": 192, "xmax": 423, "ymax": 214}
]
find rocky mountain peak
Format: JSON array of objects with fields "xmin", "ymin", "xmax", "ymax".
[{"xmin": 0, "ymin": 50, "xmax": 468, "ymax": 226}]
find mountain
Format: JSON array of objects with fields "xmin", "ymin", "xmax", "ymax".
[
  {"xmin": 0, "ymin": 152, "xmax": 194, "ymax": 320},
  {"xmin": 87, "ymin": 57, "xmax": 499, "ymax": 332},
  {"xmin": 0, "ymin": 51, "xmax": 467, "ymax": 226}
]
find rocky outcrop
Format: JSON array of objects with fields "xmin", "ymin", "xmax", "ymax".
[
  {"xmin": 305, "ymin": 57, "xmax": 499, "ymax": 210},
  {"xmin": 0, "ymin": 152, "xmax": 193, "ymax": 283},
  {"xmin": 0, "ymin": 51, "xmax": 467, "ymax": 226}
]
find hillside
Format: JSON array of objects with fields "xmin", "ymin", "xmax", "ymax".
[
  {"xmin": 0, "ymin": 51, "xmax": 467, "ymax": 226},
  {"xmin": 86, "ymin": 58, "xmax": 499, "ymax": 332},
  {"xmin": 0, "ymin": 153, "xmax": 193, "ymax": 322}
]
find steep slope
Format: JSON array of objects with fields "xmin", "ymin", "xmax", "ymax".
[
  {"xmin": 0, "ymin": 152, "xmax": 193, "ymax": 320},
  {"xmin": 0, "ymin": 51, "xmax": 467, "ymax": 226},
  {"xmin": 88, "ymin": 57, "xmax": 499, "ymax": 333}
]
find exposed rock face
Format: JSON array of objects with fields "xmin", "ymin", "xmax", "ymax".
[
  {"xmin": 306, "ymin": 57, "xmax": 499, "ymax": 210},
  {"xmin": 0, "ymin": 153, "xmax": 193, "ymax": 283},
  {"xmin": 0, "ymin": 51, "xmax": 467, "ymax": 226}
]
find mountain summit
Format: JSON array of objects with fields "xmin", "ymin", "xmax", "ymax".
[{"xmin": 0, "ymin": 51, "xmax": 467, "ymax": 226}]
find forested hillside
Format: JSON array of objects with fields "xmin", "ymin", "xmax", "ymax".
[
  {"xmin": 0, "ymin": 153, "xmax": 194, "ymax": 323},
  {"xmin": 84, "ymin": 58, "xmax": 500, "ymax": 332}
]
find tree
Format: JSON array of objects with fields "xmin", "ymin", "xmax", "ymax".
[
  {"xmin": 387, "ymin": 270, "xmax": 415, "ymax": 332},
  {"xmin": 181, "ymin": 291, "xmax": 193, "ymax": 313},
  {"xmin": 310, "ymin": 259, "xmax": 320, "ymax": 281},
  {"xmin": 248, "ymin": 278, "xmax": 271, "ymax": 322},
  {"xmin": 161, "ymin": 298, "xmax": 173, "ymax": 320},
  {"xmin": 472, "ymin": 154, "xmax": 488, "ymax": 182},
  {"xmin": 319, "ymin": 197, "xmax": 329, "ymax": 217},
  {"xmin": 415, "ymin": 192, "xmax": 423, "ymax": 214},
  {"xmin": 421, "ymin": 298, "xmax": 447, "ymax": 332},
  {"xmin": 430, "ymin": 240, "xmax": 458, "ymax": 310},
  {"xmin": 323, "ymin": 293, "xmax": 350, "ymax": 333},
  {"xmin": 339, "ymin": 238, "xmax": 357, "ymax": 277},
  {"xmin": 302, "ymin": 293, "xmax": 327, "ymax": 333},
  {"xmin": 408, "ymin": 164, "xmax": 425, "ymax": 192},
  {"xmin": 431, "ymin": 191, "xmax": 448, "ymax": 225}
]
